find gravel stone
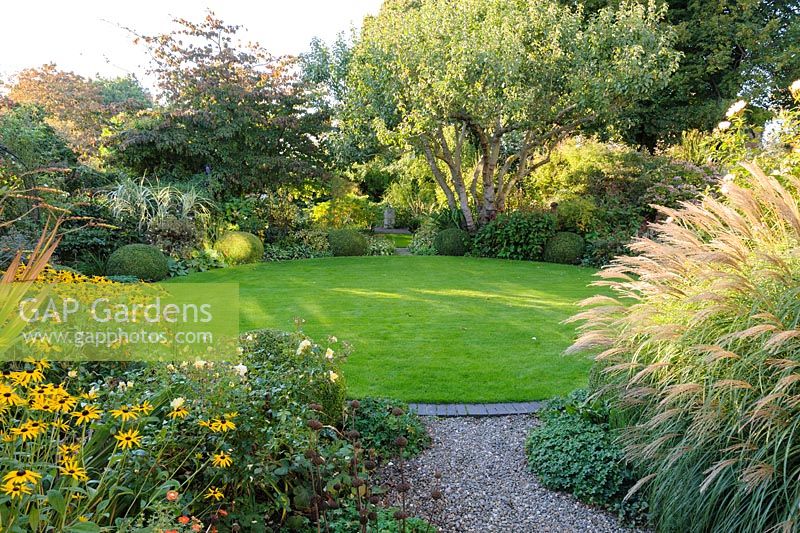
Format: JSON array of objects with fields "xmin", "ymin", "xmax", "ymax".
[{"xmin": 379, "ymin": 415, "xmax": 645, "ymax": 533}]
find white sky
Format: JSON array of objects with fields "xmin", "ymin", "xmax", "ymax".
[{"xmin": 1, "ymin": 1, "xmax": 382, "ymax": 89}]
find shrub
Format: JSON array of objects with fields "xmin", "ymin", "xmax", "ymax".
[
  {"xmin": 430, "ymin": 207, "xmax": 467, "ymax": 230},
  {"xmin": 240, "ymin": 329, "xmax": 348, "ymax": 426},
  {"xmin": 472, "ymin": 211, "xmax": 556, "ymax": 260},
  {"xmin": 353, "ymin": 398, "xmax": 430, "ymax": 459},
  {"xmin": 568, "ymin": 162, "xmax": 800, "ymax": 532},
  {"xmin": 263, "ymin": 229, "xmax": 332, "ymax": 261},
  {"xmin": 408, "ymin": 219, "xmax": 438, "ymax": 256},
  {"xmin": 217, "ymin": 192, "xmax": 303, "ymax": 243},
  {"xmin": 311, "ymin": 194, "xmax": 382, "ymax": 230},
  {"xmin": 56, "ymin": 200, "xmax": 143, "ymax": 266},
  {"xmin": 147, "ymin": 215, "xmax": 198, "ymax": 258},
  {"xmin": 542, "ymin": 232, "xmax": 585, "ymax": 264},
  {"xmin": 214, "ymin": 231, "xmax": 264, "ymax": 265},
  {"xmin": 555, "ymin": 197, "xmax": 598, "ymax": 233},
  {"xmin": 367, "ymin": 235, "xmax": 396, "ymax": 256},
  {"xmin": 582, "ymin": 231, "xmax": 634, "ymax": 267},
  {"xmin": 0, "ymin": 227, "xmax": 34, "ymax": 269},
  {"xmin": 392, "ymin": 207, "xmax": 423, "ymax": 231},
  {"xmin": 434, "ymin": 228, "xmax": 470, "ymax": 256},
  {"xmin": 328, "ymin": 229, "xmax": 368, "ymax": 257},
  {"xmin": 106, "ymin": 244, "xmax": 169, "ymax": 281}
]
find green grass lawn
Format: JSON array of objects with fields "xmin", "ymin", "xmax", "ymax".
[
  {"xmin": 171, "ymin": 256, "xmax": 603, "ymax": 402},
  {"xmin": 381, "ymin": 233, "xmax": 412, "ymax": 248}
]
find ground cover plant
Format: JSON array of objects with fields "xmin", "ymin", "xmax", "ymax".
[
  {"xmin": 170, "ymin": 256, "xmax": 604, "ymax": 402},
  {"xmin": 526, "ymin": 390, "xmax": 646, "ymax": 523}
]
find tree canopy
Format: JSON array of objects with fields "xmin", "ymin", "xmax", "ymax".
[
  {"xmin": 6, "ymin": 64, "xmax": 150, "ymax": 160},
  {"xmin": 104, "ymin": 13, "xmax": 330, "ymax": 198},
  {"xmin": 574, "ymin": 0, "xmax": 800, "ymax": 146},
  {"xmin": 346, "ymin": 0, "xmax": 680, "ymax": 229}
]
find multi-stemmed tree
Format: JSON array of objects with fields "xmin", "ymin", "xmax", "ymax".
[
  {"xmin": 105, "ymin": 13, "xmax": 329, "ymax": 198},
  {"xmin": 346, "ymin": 0, "xmax": 680, "ymax": 230}
]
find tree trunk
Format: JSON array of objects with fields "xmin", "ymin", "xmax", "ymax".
[
  {"xmin": 421, "ymin": 140, "xmax": 457, "ymax": 211},
  {"xmin": 480, "ymin": 137, "xmax": 501, "ymax": 224}
]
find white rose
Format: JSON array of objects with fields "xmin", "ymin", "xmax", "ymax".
[
  {"xmin": 325, "ymin": 348, "xmax": 335, "ymax": 360},
  {"xmin": 717, "ymin": 120, "xmax": 731, "ymax": 131},
  {"xmin": 170, "ymin": 397, "xmax": 185, "ymax": 409},
  {"xmin": 67, "ymin": 370, "xmax": 78, "ymax": 379},
  {"xmin": 790, "ymin": 79, "xmax": 800, "ymax": 97},
  {"xmin": 233, "ymin": 363, "xmax": 248, "ymax": 377},
  {"xmin": 296, "ymin": 340, "xmax": 312, "ymax": 354},
  {"xmin": 194, "ymin": 359, "xmax": 207, "ymax": 369},
  {"xmin": 725, "ymin": 100, "xmax": 747, "ymax": 118}
]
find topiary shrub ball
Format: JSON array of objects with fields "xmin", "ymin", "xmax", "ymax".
[
  {"xmin": 543, "ymin": 232, "xmax": 585, "ymax": 264},
  {"xmin": 434, "ymin": 228, "xmax": 471, "ymax": 256},
  {"xmin": 328, "ymin": 229, "xmax": 368, "ymax": 256},
  {"xmin": 106, "ymin": 244, "xmax": 170, "ymax": 281},
  {"xmin": 214, "ymin": 231, "xmax": 264, "ymax": 265}
]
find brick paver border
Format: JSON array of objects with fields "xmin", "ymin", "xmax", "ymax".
[{"xmin": 408, "ymin": 402, "xmax": 544, "ymax": 417}]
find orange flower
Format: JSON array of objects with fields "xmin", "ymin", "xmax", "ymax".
[
  {"xmin": 166, "ymin": 490, "xmax": 180, "ymax": 502},
  {"xmin": 178, "ymin": 516, "xmax": 190, "ymax": 525}
]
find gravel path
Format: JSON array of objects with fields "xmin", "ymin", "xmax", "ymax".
[{"xmin": 380, "ymin": 415, "xmax": 642, "ymax": 533}]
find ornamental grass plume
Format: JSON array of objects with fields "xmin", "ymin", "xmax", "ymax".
[{"xmin": 567, "ymin": 162, "xmax": 800, "ymax": 532}]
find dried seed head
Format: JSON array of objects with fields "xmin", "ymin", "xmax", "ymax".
[
  {"xmin": 394, "ymin": 511, "xmax": 410, "ymax": 520},
  {"xmin": 312, "ymin": 455, "xmax": 325, "ymax": 466},
  {"xmin": 364, "ymin": 459, "xmax": 377, "ymax": 470},
  {"xmin": 391, "ymin": 407, "xmax": 404, "ymax": 416},
  {"xmin": 368, "ymin": 511, "xmax": 378, "ymax": 521},
  {"xmin": 434, "ymin": 470, "xmax": 442, "ymax": 479},
  {"xmin": 397, "ymin": 481, "xmax": 411, "ymax": 493},
  {"xmin": 432, "ymin": 489, "xmax": 443, "ymax": 500},
  {"xmin": 309, "ymin": 403, "xmax": 324, "ymax": 412},
  {"xmin": 352, "ymin": 477, "xmax": 365, "ymax": 487},
  {"xmin": 307, "ymin": 419, "xmax": 324, "ymax": 431},
  {"xmin": 350, "ymin": 400, "xmax": 361, "ymax": 409},
  {"xmin": 304, "ymin": 450, "xmax": 315, "ymax": 459},
  {"xmin": 395, "ymin": 436, "xmax": 408, "ymax": 448},
  {"xmin": 347, "ymin": 430, "xmax": 361, "ymax": 439},
  {"xmin": 369, "ymin": 495, "xmax": 380, "ymax": 505}
]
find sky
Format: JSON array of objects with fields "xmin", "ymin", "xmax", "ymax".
[{"xmin": 1, "ymin": 0, "xmax": 383, "ymax": 90}]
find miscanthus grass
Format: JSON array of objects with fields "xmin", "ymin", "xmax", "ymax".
[{"xmin": 568, "ymin": 162, "xmax": 800, "ymax": 533}]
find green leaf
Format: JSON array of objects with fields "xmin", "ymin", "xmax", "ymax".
[
  {"xmin": 66, "ymin": 522, "xmax": 102, "ymax": 533},
  {"xmin": 47, "ymin": 489, "xmax": 67, "ymax": 518}
]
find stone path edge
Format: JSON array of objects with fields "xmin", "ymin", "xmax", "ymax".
[{"xmin": 408, "ymin": 401, "xmax": 544, "ymax": 417}]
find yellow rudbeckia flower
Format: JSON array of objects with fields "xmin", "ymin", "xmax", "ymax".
[
  {"xmin": 71, "ymin": 405, "xmax": 102, "ymax": 425},
  {"xmin": 3, "ymin": 469, "xmax": 41, "ymax": 485},
  {"xmin": 114, "ymin": 428, "xmax": 142, "ymax": 450},
  {"xmin": 204, "ymin": 486, "xmax": 224, "ymax": 501},
  {"xmin": 211, "ymin": 451, "xmax": 233, "ymax": 468},
  {"xmin": 59, "ymin": 458, "xmax": 89, "ymax": 482},
  {"xmin": 110, "ymin": 405, "xmax": 139, "ymax": 422}
]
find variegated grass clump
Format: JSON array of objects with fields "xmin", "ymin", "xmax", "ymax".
[{"xmin": 568, "ymin": 162, "xmax": 800, "ymax": 532}]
